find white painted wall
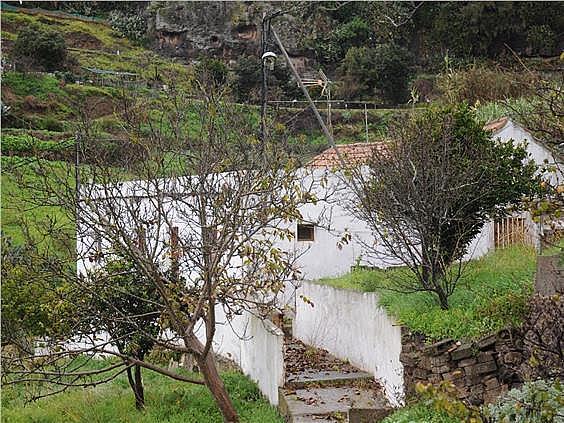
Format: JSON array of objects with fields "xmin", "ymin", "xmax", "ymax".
[
  {"xmin": 195, "ymin": 306, "xmax": 285, "ymax": 406},
  {"xmin": 494, "ymin": 119, "xmax": 563, "ymax": 187},
  {"xmin": 293, "ymin": 281, "xmax": 403, "ymax": 406}
]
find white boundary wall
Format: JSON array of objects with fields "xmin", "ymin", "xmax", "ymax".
[
  {"xmin": 196, "ymin": 306, "xmax": 285, "ymax": 406},
  {"xmin": 293, "ymin": 281, "xmax": 403, "ymax": 405}
]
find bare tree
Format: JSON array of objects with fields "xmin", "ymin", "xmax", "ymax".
[
  {"xmin": 349, "ymin": 104, "xmax": 540, "ymax": 309},
  {"xmin": 2, "ymin": 76, "xmax": 314, "ymax": 422}
]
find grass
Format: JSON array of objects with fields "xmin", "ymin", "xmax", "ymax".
[
  {"xmin": 317, "ymin": 246, "xmax": 536, "ymax": 341},
  {"xmin": 1, "ymin": 156, "xmax": 74, "ymax": 246},
  {"xmin": 2, "ymin": 72, "xmax": 66, "ymax": 100},
  {"xmin": 1, "ymin": 364, "xmax": 282, "ymax": 423},
  {"xmin": 382, "ymin": 402, "xmax": 459, "ymax": 423}
]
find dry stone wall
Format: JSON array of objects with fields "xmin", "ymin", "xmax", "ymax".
[{"xmin": 400, "ymin": 328, "xmax": 526, "ymax": 405}]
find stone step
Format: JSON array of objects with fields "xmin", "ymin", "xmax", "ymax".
[
  {"xmin": 279, "ymin": 386, "xmax": 391, "ymax": 423},
  {"xmin": 286, "ymin": 370, "xmax": 375, "ymax": 389}
]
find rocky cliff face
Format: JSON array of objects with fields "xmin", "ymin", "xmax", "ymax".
[{"xmin": 148, "ymin": 2, "xmax": 327, "ymax": 68}]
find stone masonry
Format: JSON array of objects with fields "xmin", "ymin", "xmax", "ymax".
[{"xmin": 400, "ymin": 328, "xmax": 526, "ymax": 405}]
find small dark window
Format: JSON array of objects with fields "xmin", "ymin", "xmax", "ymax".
[{"xmin": 297, "ymin": 223, "xmax": 315, "ymax": 241}]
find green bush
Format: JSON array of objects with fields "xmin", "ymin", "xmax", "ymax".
[
  {"xmin": 437, "ymin": 64, "xmax": 534, "ymax": 105},
  {"xmin": 485, "ymin": 380, "xmax": 564, "ymax": 423},
  {"xmin": 338, "ymin": 43, "xmax": 413, "ymax": 104},
  {"xmin": 1, "ymin": 133, "xmax": 74, "ymax": 154},
  {"xmin": 526, "ymin": 25, "xmax": 558, "ymax": 57},
  {"xmin": 12, "ymin": 24, "xmax": 67, "ymax": 71},
  {"xmin": 195, "ymin": 57, "xmax": 229, "ymax": 89},
  {"xmin": 313, "ymin": 17, "xmax": 372, "ymax": 63},
  {"xmin": 108, "ymin": 10, "xmax": 148, "ymax": 43}
]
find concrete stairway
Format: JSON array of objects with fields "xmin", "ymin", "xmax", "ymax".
[{"xmin": 279, "ymin": 338, "xmax": 392, "ymax": 422}]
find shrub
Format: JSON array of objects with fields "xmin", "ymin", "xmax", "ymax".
[
  {"xmin": 1, "ymin": 133, "xmax": 74, "ymax": 156},
  {"xmin": 437, "ymin": 64, "xmax": 533, "ymax": 105},
  {"xmin": 338, "ymin": 43, "xmax": 413, "ymax": 104},
  {"xmin": 12, "ymin": 24, "xmax": 67, "ymax": 71},
  {"xmin": 415, "ymin": 381, "xmax": 483, "ymax": 421},
  {"xmin": 108, "ymin": 10, "xmax": 147, "ymax": 43},
  {"xmin": 526, "ymin": 25, "xmax": 558, "ymax": 57},
  {"xmin": 485, "ymin": 379, "xmax": 563, "ymax": 423},
  {"xmin": 231, "ymin": 55, "xmax": 261, "ymax": 103},
  {"xmin": 195, "ymin": 57, "xmax": 229, "ymax": 90},
  {"xmin": 313, "ymin": 17, "xmax": 372, "ymax": 63}
]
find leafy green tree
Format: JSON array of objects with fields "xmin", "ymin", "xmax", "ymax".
[
  {"xmin": 312, "ymin": 17, "xmax": 372, "ymax": 64},
  {"xmin": 351, "ymin": 104, "xmax": 541, "ymax": 309},
  {"xmin": 0, "ymin": 237, "xmax": 67, "ymax": 352},
  {"xmin": 13, "ymin": 24, "xmax": 67, "ymax": 71},
  {"xmin": 339, "ymin": 43, "xmax": 413, "ymax": 104},
  {"xmin": 87, "ymin": 257, "xmax": 161, "ymax": 409}
]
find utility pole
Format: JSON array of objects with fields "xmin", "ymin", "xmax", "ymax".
[
  {"xmin": 364, "ymin": 103, "xmax": 369, "ymax": 143},
  {"xmin": 260, "ymin": 13, "xmax": 269, "ymax": 143},
  {"xmin": 75, "ymin": 131, "xmax": 81, "ymax": 229},
  {"xmin": 271, "ymin": 27, "xmax": 347, "ymax": 168}
]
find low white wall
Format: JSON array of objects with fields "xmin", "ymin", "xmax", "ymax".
[
  {"xmin": 293, "ymin": 281, "xmax": 403, "ymax": 405},
  {"xmin": 197, "ymin": 306, "xmax": 285, "ymax": 406}
]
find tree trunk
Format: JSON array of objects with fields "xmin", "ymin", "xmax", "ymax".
[
  {"xmin": 134, "ymin": 364, "xmax": 145, "ymax": 410},
  {"xmin": 436, "ymin": 289, "xmax": 450, "ymax": 310},
  {"xmin": 185, "ymin": 327, "xmax": 238, "ymax": 422},
  {"xmin": 197, "ymin": 351, "xmax": 239, "ymax": 423},
  {"xmin": 127, "ymin": 364, "xmax": 145, "ymax": 409}
]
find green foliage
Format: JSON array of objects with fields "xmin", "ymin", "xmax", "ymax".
[
  {"xmin": 355, "ymin": 104, "xmax": 540, "ymax": 309},
  {"xmin": 231, "ymin": 55, "xmax": 261, "ymax": 103},
  {"xmin": 420, "ymin": 2, "xmax": 563, "ymax": 59},
  {"xmin": 526, "ymin": 25, "xmax": 557, "ymax": 57},
  {"xmin": 338, "ymin": 43, "xmax": 413, "ymax": 104},
  {"xmin": 318, "ymin": 246, "xmax": 536, "ymax": 341},
  {"xmin": 382, "ymin": 401, "xmax": 460, "ymax": 423},
  {"xmin": 2, "ymin": 71, "xmax": 64, "ymax": 99},
  {"xmin": 108, "ymin": 9, "xmax": 148, "ymax": 43},
  {"xmin": 1, "ymin": 367, "xmax": 282, "ymax": 423},
  {"xmin": 195, "ymin": 58, "xmax": 229, "ymax": 90},
  {"xmin": 485, "ymin": 379, "xmax": 564, "ymax": 423},
  {"xmin": 415, "ymin": 381, "xmax": 483, "ymax": 422},
  {"xmin": 231, "ymin": 55, "xmax": 301, "ymax": 103},
  {"xmin": 313, "ymin": 17, "xmax": 372, "ymax": 64},
  {"xmin": 437, "ymin": 64, "xmax": 533, "ymax": 105},
  {"xmin": 89, "ymin": 258, "xmax": 161, "ymax": 358},
  {"xmin": 1, "ymin": 133, "xmax": 74, "ymax": 154},
  {"xmin": 13, "ymin": 23, "xmax": 68, "ymax": 71},
  {"xmin": 0, "ymin": 237, "xmax": 68, "ymax": 346}
]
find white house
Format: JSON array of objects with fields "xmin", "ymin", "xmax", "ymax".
[{"xmin": 74, "ymin": 116, "xmax": 561, "ymax": 405}]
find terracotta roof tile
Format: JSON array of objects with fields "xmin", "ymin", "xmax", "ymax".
[
  {"xmin": 484, "ymin": 116, "xmax": 509, "ymax": 133},
  {"xmin": 309, "ymin": 118, "xmax": 511, "ymax": 168},
  {"xmin": 307, "ymin": 142, "xmax": 385, "ymax": 168}
]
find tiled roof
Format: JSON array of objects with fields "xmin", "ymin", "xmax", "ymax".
[
  {"xmin": 309, "ymin": 118, "xmax": 517, "ymax": 168},
  {"xmin": 307, "ymin": 142, "xmax": 385, "ymax": 168},
  {"xmin": 484, "ymin": 116, "xmax": 509, "ymax": 133}
]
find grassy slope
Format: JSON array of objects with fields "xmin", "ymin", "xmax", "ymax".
[
  {"xmin": 1, "ymin": 11, "xmax": 188, "ymax": 78},
  {"xmin": 1, "ymin": 157, "xmax": 73, "ymax": 246},
  {"xmin": 1, "ymin": 367, "xmax": 282, "ymax": 423},
  {"xmin": 318, "ymin": 246, "xmax": 536, "ymax": 341}
]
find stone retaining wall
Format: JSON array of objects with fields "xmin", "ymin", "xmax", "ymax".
[{"xmin": 400, "ymin": 328, "xmax": 525, "ymax": 405}]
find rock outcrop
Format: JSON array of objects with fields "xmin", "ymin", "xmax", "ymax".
[{"xmin": 148, "ymin": 2, "xmax": 323, "ymax": 65}]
